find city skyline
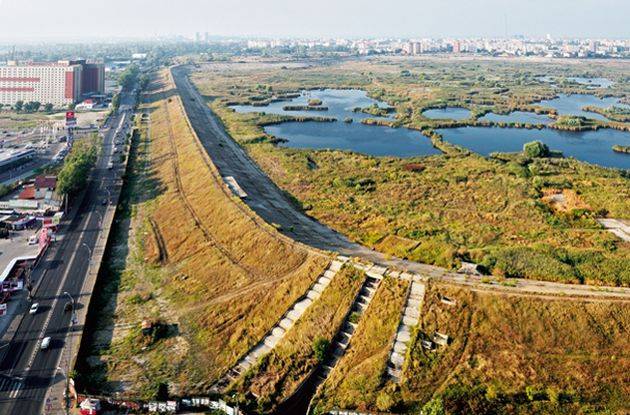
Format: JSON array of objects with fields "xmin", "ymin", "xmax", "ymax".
[{"xmin": 0, "ymin": 0, "xmax": 628, "ymax": 41}]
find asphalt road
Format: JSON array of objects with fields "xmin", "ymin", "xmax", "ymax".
[
  {"xmin": 171, "ymin": 66, "xmax": 630, "ymax": 300},
  {"xmin": 0, "ymin": 91, "xmax": 135, "ymax": 414}
]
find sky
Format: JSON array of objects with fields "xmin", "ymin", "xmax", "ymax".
[{"xmin": 0, "ymin": 0, "xmax": 628, "ymax": 41}]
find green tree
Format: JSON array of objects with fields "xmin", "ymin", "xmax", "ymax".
[
  {"xmin": 44, "ymin": 103, "xmax": 54, "ymax": 113},
  {"xmin": 523, "ymin": 140, "xmax": 549, "ymax": 158},
  {"xmin": 24, "ymin": 101, "xmax": 41, "ymax": 113},
  {"xmin": 57, "ymin": 139, "xmax": 98, "ymax": 196},
  {"xmin": 111, "ymin": 94, "xmax": 120, "ymax": 110},
  {"xmin": 14, "ymin": 100, "xmax": 23, "ymax": 112},
  {"xmin": 119, "ymin": 64, "xmax": 140, "ymax": 89}
]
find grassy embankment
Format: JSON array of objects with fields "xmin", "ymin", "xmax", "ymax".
[
  {"xmin": 400, "ymin": 283, "xmax": 630, "ymax": 414},
  {"xmin": 311, "ymin": 276, "xmax": 409, "ymax": 414},
  {"xmin": 230, "ymin": 265, "xmax": 366, "ymax": 413},
  {"xmin": 75, "ymin": 70, "xmax": 328, "ymax": 400},
  {"xmin": 193, "ymin": 60, "xmax": 630, "ymax": 286}
]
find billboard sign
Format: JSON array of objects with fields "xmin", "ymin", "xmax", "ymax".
[{"xmin": 65, "ymin": 111, "xmax": 77, "ymax": 128}]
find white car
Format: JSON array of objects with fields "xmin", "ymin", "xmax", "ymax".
[
  {"xmin": 40, "ymin": 337, "xmax": 51, "ymax": 350},
  {"xmin": 29, "ymin": 303, "xmax": 39, "ymax": 315}
]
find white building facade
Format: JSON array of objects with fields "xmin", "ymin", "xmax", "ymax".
[{"xmin": 0, "ymin": 61, "xmax": 83, "ymax": 107}]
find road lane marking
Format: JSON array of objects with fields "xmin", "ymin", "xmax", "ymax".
[
  {"xmin": 9, "ymin": 381, "xmax": 21, "ymax": 399},
  {"xmin": 21, "ymin": 206, "xmax": 96, "ymax": 375}
]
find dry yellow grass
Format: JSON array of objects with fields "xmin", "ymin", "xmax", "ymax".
[
  {"xmin": 313, "ymin": 276, "xmax": 409, "ymax": 413},
  {"xmin": 402, "ymin": 283, "xmax": 630, "ymax": 413},
  {"xmin": 232, "ymin": 265, "xmax": 366, "ymax": 412},
  {"xmin": 80, "ymin": 70, "xmax": 329, "ymax": 398}
]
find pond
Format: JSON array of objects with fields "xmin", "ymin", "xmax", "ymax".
[
  {"xmin": 438, "ymin": 127, "xmax": 630, "ymax": 169},
  {"xmin": 231, "ymin": 89, "xmax": 441, "ymax": 158},
  {"xmin": 231, "ymin": 89, "xmax": 391, "ymax": 121},
  {"xmin": 537, "ymin": 94, "xmax": 626, "ymax": 122},
  {"xmin": 479, "ymin": 111, "xmax": 552, "ymax": 125},
  {"xmin": 265, "ymin": 121, "xmax": 441, "ymax": 158},
  {"xmin": 537, "ymin": 76, "xmax": 614, "ymax": 88},
  {"xmin": 422, "ymin": 107, "xmax": 472, "ymax": 120}
]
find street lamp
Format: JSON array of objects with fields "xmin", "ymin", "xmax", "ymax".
[
  {"xmin": 81, "ymin": 242, "xmax": 92, "ymax": 276},
  {"xmin": 81, "ymin": 242, "xmax": 92, "ymax": 258}
]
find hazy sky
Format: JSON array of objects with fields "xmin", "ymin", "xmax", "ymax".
[{"xmin": 0, "ymin": 0, "xmax": 628, "ymax": 41}]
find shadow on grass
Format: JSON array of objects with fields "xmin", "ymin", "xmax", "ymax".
[{"xmin": 75, "ymin": 105, "xmax": 167, "ymax": 395}]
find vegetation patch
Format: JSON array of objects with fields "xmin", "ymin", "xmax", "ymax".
[
  {"xmin": 230, "ymin": 265, "xmax": 366, "ymax": 413},
  {"xmin": 401, "ymin": 283, "xmax": 630, "ymax": 414},
  {"xmin": 312, "ymin": 276, "xmax": 409, "ymax": 413},
  {"xmin": 192, "ymin": 58, "xmax": 630, "ymax": 286}
]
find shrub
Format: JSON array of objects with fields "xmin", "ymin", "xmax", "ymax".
[
  {"xmin": 312, "ymin": 337, "xmax": 330, "ymax": 362},
  {"xmin": 523, "ymin": 140, "xmax": 550, "ymax": 158},
  {"xmin": 421, "ymin": 397, "xmax": 445, "ymax": 415},
  {"xmin": 375, "ymin": 391, "xmax": 395, "ymax": 412}
]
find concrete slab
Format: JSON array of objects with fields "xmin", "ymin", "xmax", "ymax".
[
  {"xmin": 271, "ymin": 327, "xmax": 285, "ymax": 337},
  {"xmin": 279, "ymin": 318, "xmax": 294, "ymax": 331},
  {"xmin": 396, "ymin": 329, "xmax": 411, "ymax": 343},
  {"xmin": 402, "ymin": 316, "xmax": 419, "ymax": 326}
]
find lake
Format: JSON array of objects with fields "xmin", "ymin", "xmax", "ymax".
[
  {"xmin": 230, "ymin": 88, "xmax": 630, "ymax": 166},
  {"xmin": 438, "ymin": 127, "xmax": 630, "ymax": 169},
  {"xmin": 422, "ymin": 107, "xmax": 472, "ymax": 120},
  {"xmin": 231, "ymin": 89, "xmax": 441, "ymax": 158}
]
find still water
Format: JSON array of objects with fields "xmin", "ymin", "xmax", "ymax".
[
  {"xmin": 422, "ymin": 107, "xmax": 472, "ymax": 120},
  {"xmin": 232, "ymin": 89, "xmax": 440, "ymax": 157},
  {"xmin": 438, "ymin": 127, "xmax": 630, "ymax": 169},
  {"xmin": 230, "ymin": 89, "xmax": 629, "ymax": 166}
]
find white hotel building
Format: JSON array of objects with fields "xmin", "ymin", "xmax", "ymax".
[{"xmin": 0, "ymin": 60, "xmax": 104, "ymax": 108}]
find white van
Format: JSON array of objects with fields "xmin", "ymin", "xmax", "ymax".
[
  {"xmin": 40, "ymin": 336, "xmax": 51, "ymax": 350},
  {"xmin": 107, "ymin": 161, "xmax": 114, "ymax": 170}
]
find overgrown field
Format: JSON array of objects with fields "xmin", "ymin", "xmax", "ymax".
[
  {"xmin": 231, "ymin": 265, "xmax": 366, "ymax": 413},
  {"xmin": 400, "ymin": 283, "xmax": 630, "ymax": 414},
  {"xmin": 192, "ymin": 58, "xmax": 630, "ymax": 286},
  {"xmin": 76, "ymin": 70, "xmax": 329, "ymax": 400},
  {"xmin": 312, "ymin": 276, "xmax": 409, "ymax": 413}
]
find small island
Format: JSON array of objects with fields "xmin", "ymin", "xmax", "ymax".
[
  {"xmin": 612, "ymin": 144, "xmax": 630, "ymax": 154},
  {"xmin": 282, "ymin": 105, "xmax": 328, "ymax": 111}
]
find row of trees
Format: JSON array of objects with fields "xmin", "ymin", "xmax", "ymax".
[
  {"xmin": 119, "ymin": 64, "xmax": 140, "ymax": 89},
  {"xmin": 0, "ymin": 101, "xmax": 55, "ymax": 113},
  {"xmin": 57, "ymin": 138, "xmax": 98, "ymax": 196}
]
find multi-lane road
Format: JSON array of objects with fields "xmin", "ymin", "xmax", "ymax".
[
  {"xmin": 171, "ymin": 65, "xmax": 630, "ymax": 300},
  {"xmin": 0, "ymin": 90, "xmax": 135, "ymax": 414}
]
